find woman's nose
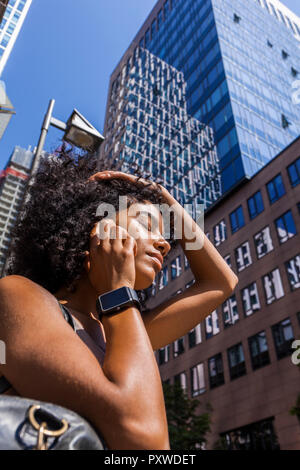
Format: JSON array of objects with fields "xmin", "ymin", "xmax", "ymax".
[{"xmin": 153, "ymin": 238, "xmax": 171, "ymax": 258}]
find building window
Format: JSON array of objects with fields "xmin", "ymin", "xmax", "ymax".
[
  {"xmin": 6, "ymin": 22, "xmax": 16, "ymax": 35},
  {"xmin": 262, "ymin": 268, "xmax": 284, "ymax": 305},
  {"xmin": 297, "ymin": 311, "xmax": 300, "ymax": 327},
  {"xmin": 267, "ymin": 40, "xmax": 273, "ymax": 48},
  {"xmin": 272, "ymin": 318, "xmax": 294, "ymax": 360},
  {"xmin": 171, "ymin": 255, "xmax": 181, "ymax": 279},
  {"xmin": 281, "ymin": 114, "xmax": 290, "ymax": 129},
  {"xmin": 174, "ymin": 372, "xmax": 187, "ymax": 391},
  {"xmin": 233, "ymin": 13, "xmax": 241, "ymax": 23},
  {"xmin": 220, "ymin": 418, "xmax": 280, "ymax": 450},
  {"xmin": 241, "ymin": 282, "xmax": 260, "ymax": 316},
  {"xmin": 157, "ymin": 9, "xmax": 163, "ymax": 28},
  {"xmin": 205, "ymin": 310, "xmax": 220, "ymax": 339},
  {"xmin": 222, "ymin": 295, "xmax": 239, "ymax": 328},
  {"xmin": 287, "ymin": 157, "xmax": 300, "ymax": 188},
  {"xmin": 230, "ymin": 206, "xmax": 245, "ymax": 234},
  {"xmin": 291, "ymin": 67, "xmax": 299, "ymax": 77},
  {"xmin": 213, "ymin": 220, "xmax": 227, "ymax": 246},
  {"xmin": 147, "ymin": 278, "xmax": 156, "ymax": 298},
  {"xmin": 151, "ymin": 19, "xmax": 157, "ymax": 39},
  {"xmin": 188, "ymin": 324, "xmax": 202, "ymax": 348},
  {"xmin": 185, "ymin": 279, "xmax": 195, "ymax": 290},
  {"xmin": 208, "ymin": 354, "xmax": 225, "ymax": 389},
  {"xmin": 235, "ymin": 241, "xmax": 252, "ymax": 272},
  {"xmin": 184, "ymin": 255, "xmax": 189, "ymax": 270},
  {"xmin": 158, "ymin": 345, "xmax": 170, "ymax": 365},
  {"xmin": 191, "ymin": 363, "xmax": 205, "ymax": 397},
  {"xmin": 17, "ymin": 0, "xmax": 26, "ymax": 12},
  {"xmin": 282, "ymin": 50, "xmax": 289, "ymax": 60},
  {"xmin": 1, "ymin": 34, "xmax": 10, "ymax": 48},
  {"xmin": 275, "ymin": 210, "xmax": 297, "ymax": 244},
  {"xmin": 227, "ymin": 343, "xmax": 246, "ymax": 380},
  {"xmin": 224, "ymin": 254, "xmax": 232, "ymax": 267},
  {"xmin": 298, "ymin": 202, "xmax": 300, "ymax": 215},
  {"xmin": 158, "ymin": 266, "xmax": 169, "ymax": 290},
  {"xmin": 247, "ymin": 191, "xmax": 264, "ymax": 219},
  {"xmin": 173, "ymin": 336, "xmax": 185, "ymax": 358},
  {"xmin": 266, "ymin": 174, "xmax": 286, "ymax": 204},
  {"xmin": 248, "ymin": 331, "xmax": 270, "ymax": 370},
  {"xmin": 254, "ymin": 226, "xmax": 274, "ymax": 259},
  {"xmin": 285, "ymin": 254, "xmax": 300, "ymax": 291}
]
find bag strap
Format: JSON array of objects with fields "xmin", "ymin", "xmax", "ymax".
[{"xmin": 0, "ymin": 302, "xmax": 76, "ymax": 394}]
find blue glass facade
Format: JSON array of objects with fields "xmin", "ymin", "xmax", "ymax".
[
  {"xmin": 126, "ymin": 0, "xmax": 300, "ymax": 195},
  {"xmin": 0, "ymin": 0, "xmax": 31, "ymax": 76},
  {"xmin": 102, "ymin": 47, "xmax": 221, "ymax": 215}
]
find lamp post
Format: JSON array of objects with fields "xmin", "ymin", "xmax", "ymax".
[
  {"xmin": 1, "ymin": 99, "xmax": 104, "ymax": 277},
  {"xmin": 31, "ymin": 99, "xmax": 104, "ymax": 175}
]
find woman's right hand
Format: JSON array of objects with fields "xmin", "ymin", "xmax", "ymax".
[{"xmin": 85, "ymin": 219, "xmax": 138, "ymax": 296}]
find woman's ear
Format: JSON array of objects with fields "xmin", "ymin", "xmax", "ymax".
[{"xmin": 83, "ymin": 250, "xmax": 90, "ymax": 273}]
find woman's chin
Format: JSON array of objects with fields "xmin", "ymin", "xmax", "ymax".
[{"xmin": 134, "ymin": 270, "xmax": 157, "ymax": 290}]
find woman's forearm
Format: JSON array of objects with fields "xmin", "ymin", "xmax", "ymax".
[
  {"xmin": 163, "ymin": 192, "xmax": 238, "ymax": 291},
  {"xmin": 101, "ymin": 306, "xmax": 170, "ymax": 449}
]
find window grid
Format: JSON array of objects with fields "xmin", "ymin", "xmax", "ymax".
[
  {"xmin": 287, "ymin": 157, "xmax": 300, "ymax": 188},
  {"xmin": 235, "ymin": 241, "xmax": 252, "ymax": 272},
  {"xmin": 227, "ymin": 343, "xmax": 246, "ymax": 380},
  {"xmin": 254, "ymin": 226, "xmax": 274, "ymax": 259},
  {"xmin": 275, "ymin": 210, "xmax": 297, "ymax": 244},
  {"xmin": 285, "ymin": 254, "xmax": 300, "ymax": 291},
  {"xmin": 248, "ymin": 331, "xmax": 270, "ymax": 370},
  {"xmin": 272, "ymin": 318, "xmax": 294, "ymax": 360},
  {"xmin": 262, "ymin": 268, "xmax": 285, "ymax": 305},
  {"xmin": 191, "ymin": 362, "xmax": 206, "ymax": 397},
  {"xmin": 242, "ymin": 282, "xmax": 261, "ymax": 316},
  {"xmin": 208, "ymin": 353, "xmax": 225, "ymax": 389},
  {"xmin": 266, "ymin": 174, "xmax": 286, "ymax": 204}
]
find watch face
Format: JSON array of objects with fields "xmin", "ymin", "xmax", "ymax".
[{"xmin": 100, "ymin": 288, "xmax": 129, "ymax": 311}]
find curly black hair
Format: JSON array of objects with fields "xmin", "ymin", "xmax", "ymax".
[{"xmin": 7, "ymin": 146, "xmax": 173, "ymax": 294}]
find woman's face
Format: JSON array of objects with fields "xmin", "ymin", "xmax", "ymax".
[{"xmin": 116, "ymin": 201, "xmax": 171, "ymax": 290}]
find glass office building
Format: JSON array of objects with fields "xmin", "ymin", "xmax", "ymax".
[
  {"xmin": 103, "ymin": 0, "xmax": 300, "ymax": 197},
  {"xmin": 102, "ymin": 47, "xmax": 221, "ymax": 215},
  {"xmin": 0, "ymin": 0, "xmax": 32, "ymax": 76}
]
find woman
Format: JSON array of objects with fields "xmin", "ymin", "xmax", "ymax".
[{"xmin": 0, "ymin": 150, "xmax": 238, "ymax": 450}]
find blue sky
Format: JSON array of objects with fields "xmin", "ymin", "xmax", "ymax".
[
  {"xmin": 0, "ymin": 0, "xmax": 299, "ymax": 170},
  {"xmin": 0, "ymin": 0, "xmax": 156, "ymax": 169}
]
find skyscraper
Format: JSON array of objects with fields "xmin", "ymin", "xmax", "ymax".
[
  {"xmin": 0, "ymin": 0, "xmax": 32, "ymax": 76},
  {"xmin": 103, "ymin": 0, "xmax": 300, "ymax": 197},
  {"xmin": 0, "ymin": 145, "xmax": 33, "ymax": 275},
  {"xmin": 102, "ymin": 47, "xmax": 220, "ymax": 216}
]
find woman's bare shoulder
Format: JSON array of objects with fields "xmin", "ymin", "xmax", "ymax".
[
  {"xmin": 0, "ymin": 274, "xmax": 54, "ymax": 303},
  {"xmin": 0, "ymin": 275, "xmax": 62, "ymax": 329}
]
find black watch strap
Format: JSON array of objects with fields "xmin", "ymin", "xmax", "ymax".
[{"xmin": 96, "ymin": 286, "xmax": 141, "ymax": 322}]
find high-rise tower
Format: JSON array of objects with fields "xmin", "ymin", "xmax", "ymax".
[
  {"xmin": 102, "ymin": 47, "xmax": 220, "ymax": 216},
  {"xmin": 0, "ymin": 0, "xmax": 32, "ymax": 77},
  {"xmin": 103, "ymin": 0, "xmax": 300, "ymax": 196}
]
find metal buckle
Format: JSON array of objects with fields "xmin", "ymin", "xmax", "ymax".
[{"xmin": 28, "ymin": 405, "xmax": 69, "ymax": 450}]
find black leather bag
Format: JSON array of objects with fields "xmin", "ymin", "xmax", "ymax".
[
  {"xmin": 0, "ymin": 395, "xmax": 106, "ymax": 450},
  {"xmin": 0, "ymin": 303, "xmax": 107, "ymax": 450}
]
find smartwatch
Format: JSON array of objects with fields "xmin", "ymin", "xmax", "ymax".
[{"xmin": 96, "ymin": 286, "xmax": 141, "ymax": 322}]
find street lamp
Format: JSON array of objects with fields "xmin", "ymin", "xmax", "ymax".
[
  {"xmin": 1, "ymin": 99, "xmax": 104, "ymax": 277},
  {"xmin": 31, "ymin": 99, "xmax": 104, "ymax": 175}
]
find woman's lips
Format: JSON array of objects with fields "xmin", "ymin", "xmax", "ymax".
[{"xmin": 147, "ymin": 254, "xmax": 162, "ymax": 270}]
